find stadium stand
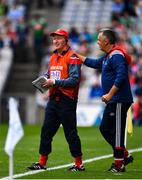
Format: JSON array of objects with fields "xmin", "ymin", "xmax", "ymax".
[
  {"xmin": 59, "ymin": 0, "xmax": 112, "ymax": 32},
  {"xmin": 1, "ymin": 0, "xmax": 142, "ymax": 126}
]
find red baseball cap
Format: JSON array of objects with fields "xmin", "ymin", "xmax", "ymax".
[{"xmin": 50, "ymin": 29, "xmax": 69, "ymax": 39}]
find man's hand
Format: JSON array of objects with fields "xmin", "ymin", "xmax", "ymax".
[
  {"xmin": 102, "ymin": 85, "xmax": 119, "ymax": 103},
  {"xmin": 77, "ymin": 54, "xmax": 86, "ymax": 62},
  {"xmin": 101, "ymin": 93, "xmax": 112, "ymax": 104},
  {"xmin": 42, "ymin": 79, "xmax": 55, "ymax": 88}
]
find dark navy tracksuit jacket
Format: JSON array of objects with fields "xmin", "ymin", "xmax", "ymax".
[{"xmin": 84, "ymin": 50, "xmax": 133, "ymax": 103}]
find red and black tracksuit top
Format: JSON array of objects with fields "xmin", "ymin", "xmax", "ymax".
[{"xmin": 46, "ymin": 47, "xmax": 82, "ymax": 100}]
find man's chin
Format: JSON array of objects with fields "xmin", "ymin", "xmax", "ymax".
[{"xmin": 55, "ymin": 46, "xmax": 60, "ymax": 50}]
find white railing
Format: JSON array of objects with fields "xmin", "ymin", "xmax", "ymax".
[{"xmin": 0, "ymin": 47, "xmax": 13, "ymax": 96}]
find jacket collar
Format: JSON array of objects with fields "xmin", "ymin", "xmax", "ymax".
[
  {"xmin": 107, "ymin": 44, "xmax": 132, "ymax": 65},
  {"xmin": 53, "ymin": 47, "xmax": 71, "ymax": 56}
]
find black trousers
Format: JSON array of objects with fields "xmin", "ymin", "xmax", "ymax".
[
  {"xmin": 100, "ymin": 102, "xmax": 131, "ymax": 159},
  {"xmin": 39, "ymin": 93, "xmax": 82, "ymax": 158}
]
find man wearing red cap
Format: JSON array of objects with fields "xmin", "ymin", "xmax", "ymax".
[{"xmin": 28, "ymin": 29, "xmax": 85, "ymax": 171}]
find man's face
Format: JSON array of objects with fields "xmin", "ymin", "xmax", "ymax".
[
  {"xmin": 97, "ymin": 32, "xmax": 108, "ymax": 52},
  {"xmin": 52, "ymin": 35, "xmax": 66, "ymax": 51}
]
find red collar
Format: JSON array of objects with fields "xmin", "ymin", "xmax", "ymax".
[{"xmin": 108, "ymin": 45, "xmax": 131, "ymax": 65}]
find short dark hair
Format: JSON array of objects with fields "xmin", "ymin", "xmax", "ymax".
[{"xmin": 99, "ymin": 28, "xmax": 118, "ymax": 44}]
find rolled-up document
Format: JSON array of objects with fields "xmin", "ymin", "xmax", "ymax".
[{"xmin": 32, "ymin": 76, "xmax": 48, "ymax": 93}]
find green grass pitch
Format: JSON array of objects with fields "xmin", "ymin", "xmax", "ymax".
[{"xmin": 0, "ymin": 125, "xmax": 142, "ymax": 179}]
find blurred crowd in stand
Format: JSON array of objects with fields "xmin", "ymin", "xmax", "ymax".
[
  {"xmin": 0, "ymin": 0, "xmax": 65, "ymax": 64},
  {"xmin": 38, "ymin": 0, "xmax": 142, "ymax": 126},
  {"xmin": 1, "ymin": 0, "xmax": 142, "ymax": 125},
  {"xmin": 0, "ymin": 0, "xmax": 29, "ymax": 52}
]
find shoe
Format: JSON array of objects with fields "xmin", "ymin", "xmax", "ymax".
[
  {"xmin": 124, "ymin": 155, "xmax": 134, "ymax": 166},
  {"xmin": 108, "ymin": 163, "xmax": 125, "ymax": 173},
  {"xmin": 27, "ymin": 162, "xmax": 46, "ymax": 170},
  {"xmin": 68, "ymin": 165, "xmax": 85, "ymax": 171}
]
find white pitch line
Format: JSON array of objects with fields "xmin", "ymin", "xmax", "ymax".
[{"xmin": 1, "ymin": 147, "xmax": 142, "ymax": 180}]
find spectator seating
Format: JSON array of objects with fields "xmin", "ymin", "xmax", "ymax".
[{"xmin": 59, "ymin": 0, "xmax": 113, "ymax": 32}]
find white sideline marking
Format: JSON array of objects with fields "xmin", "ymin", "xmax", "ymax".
[{"xmin": 1, "ymin": 147, "xmax": 142, "ymax": 179}]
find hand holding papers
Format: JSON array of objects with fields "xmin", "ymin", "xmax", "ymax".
[
  {"xmin": 32, "ymin": 76, "xmax": 49, "ymax": 93},
  {"xmin": 32, "ymin": 76, "xmax": 55, "ymax": 93}
]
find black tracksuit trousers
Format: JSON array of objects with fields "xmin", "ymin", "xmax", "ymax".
[
  {"xmin": 39, "ymin": 93, "xmax": 82, "ymax": 158},
  {"xmin": 100, "ymin": 102, "xmax": 131, "ymax": 159}
]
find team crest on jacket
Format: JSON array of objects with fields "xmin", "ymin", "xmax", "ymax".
[{"xmin": 103, "ymin": 60, "xmax": 108, "ymax": 65}]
